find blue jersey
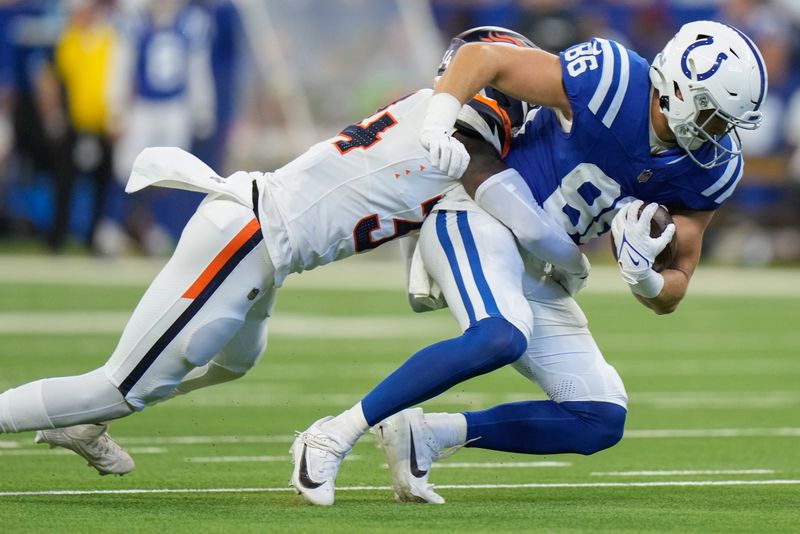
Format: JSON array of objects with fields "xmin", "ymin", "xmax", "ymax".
[
  {"xmin": 127, "ymin": 6, "xmax": 209, "ymax": 100},
  {"xmin": 504, "ymin": 38, "xmax": 744, "ymax": 244}
]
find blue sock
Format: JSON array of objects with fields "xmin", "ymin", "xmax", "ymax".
[
  {"xmin": 361, "ymin": 317, "xmax": 527, "ymax": 426},
  {"xmin": 464, "ymin": 400, "xmax": 627, "ymax": 455}
]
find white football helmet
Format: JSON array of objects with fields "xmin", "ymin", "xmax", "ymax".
[{"xmin": 649, "ymin": 20, "xmax": 767, "ymax": 169}]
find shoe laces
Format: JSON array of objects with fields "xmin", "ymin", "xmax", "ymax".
[
  {"xmin": 84, "ymin": 433, "xmax": 119, "ymax": 459},
  {"xmin": 296, "ymin": 429, "xmax": 349, "ymax": 477}
]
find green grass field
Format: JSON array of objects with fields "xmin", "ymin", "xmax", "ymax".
[{"xmin": 0, "ymin": 255, "xmax": 798, "ymax": 532}]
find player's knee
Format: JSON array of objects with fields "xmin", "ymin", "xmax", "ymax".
[
  {"xmin": 466, "ymin": 317, "xmax": 528, "ymax": 370},
  {"xmin": 563, "ymin": 401, "xmax": 627, "ymax": 455},
  {"xmin": 184, "ymin": 317, "xmax": 244, "ymax": 367}
]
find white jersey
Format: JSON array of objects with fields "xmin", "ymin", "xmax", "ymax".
[{"xmin": 258, "ymin": 88, "xmax": 458, "ymax": 284}]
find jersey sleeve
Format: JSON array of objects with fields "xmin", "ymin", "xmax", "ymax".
[
  {"xmin": 560, "ymin": 38, "xmax": 650, "ymax": 138},
  {"xmin": 696, "ymin": 146, "xmax": 744, "ymax": 208}
]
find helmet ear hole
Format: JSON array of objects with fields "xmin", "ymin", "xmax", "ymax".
[{"xmin": 673, "ymin": 81, "xmax": 684, "ymax": 102}]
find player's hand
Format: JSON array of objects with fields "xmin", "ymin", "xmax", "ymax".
[
  {"xmin": 611, "ymin": 200, "xmax": 675, "ymax": 297},
  {"xmin": 551, "ymin": 253, "xmax": 590, "ymax": 296},
  {"xmin": 419, "ymin": 129, "xmax": 470, "ymax": 178},
  {"xmin": 419, "ymin": 92, "xmax": 469, "ymax": 178}
]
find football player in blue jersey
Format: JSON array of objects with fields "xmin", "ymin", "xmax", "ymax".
[{"xmin": 292, "ymin": 21, "xmax": 767, "ymax": 505}]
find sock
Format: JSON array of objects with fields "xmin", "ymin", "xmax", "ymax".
[
  {"xmin": 464, "ymin": 400, "xmax": 627, "ymax": 455},
  {"xmin": 0, "ymin": 369, "xmax": 133, "ymax": 433},
  {"xmin": 425, "ymin": 412, "xmax": 467, "ymax": 449},
  {"xmin": 320, "ymin": 403, "xmax": 369, "ymax": 449},
  {"xmin": 361, "ymin": 317, "xmax": 527, "ymax": 426},
  {"xmin": 0, "ymin": 380, "xmax": 52, "ymax": 433}
]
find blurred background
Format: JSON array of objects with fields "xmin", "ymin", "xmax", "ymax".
[{"xmin": 0, "ymin": 0, "xmax": 797, "ymax": 265}]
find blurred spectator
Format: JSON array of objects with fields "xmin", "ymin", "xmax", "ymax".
[
  {"xmin": 0, "ymin": 1, "xmax": 66, "ymax": 240},
  {"xmin": 50, "ymin": 0, "xmax": 116, "ymax": 252},
  {"xmin": 707, "ymin": 0, "xmax": 800, "ymax": 265},
  {"xmin": 191, "ymin": 0, "xmax": 244, "ymax": 173},
  {"xmin": 99, "ymin": 0, "xmax": 215, "ymax": 256}
]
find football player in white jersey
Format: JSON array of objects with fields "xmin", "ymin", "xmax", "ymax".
[
  {"xmin": 291, "ymin": 21, "xmax": 767, "ymax": 505},
  {"xmin": 0, "ymin": 28, "xmax": 583, "ymax": 476}
]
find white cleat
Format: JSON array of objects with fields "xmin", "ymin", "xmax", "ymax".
[
  {"xmin": 374, "ymin": 407, "xmax": 445, "ymax": 504},
  {"xmin": 290, "ymin": 416, "xmax": 351, "ymax": 506},
  {"xmin": 34, "ymin": 424, "xmax": 134, "ymax": 476}
]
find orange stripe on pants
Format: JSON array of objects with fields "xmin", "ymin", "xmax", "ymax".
[{"xmin": 182, "ymin": 218, "xmax": 261, "ymax": 299}]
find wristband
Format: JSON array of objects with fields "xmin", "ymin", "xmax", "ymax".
[
  {"xmin": 628, "ymin": 269, "xmax": 664, "ymax": 299},
  {"xmin": 422, "ymin": 92, "xmax": 463, "ymax": 133}
]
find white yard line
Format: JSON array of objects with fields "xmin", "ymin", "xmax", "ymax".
[
  {"xmin": 1, "ymin": 479, "xmax": 799, "ymax": 497},
  {"xmin": 431, "ymin": 461, "xmax": 571, "ymax": 469},
  {"xmin": 1, "ymin": 254, "xmax": 798, "ymax": 296},
  {"xmin": 0, "ymin": 312, "xmax": 458, "ymax": 337},
  {"xmin": 2, "ymin": 428, "xmax": 799, "ymax": 451},
  {"xmin": 624, "ymin": 428, "xmax": 800, "ymax": 438},
  {"xmin": 0, "ymin": 447, "xmax": 166, "ymax": 456},
  {"xmin": 185, "ymin": 454, "xmax": 361, "ymax": 463},
  {"xmin": 591, "ymin": 469, "xmax": 775, "ymax": 476}
]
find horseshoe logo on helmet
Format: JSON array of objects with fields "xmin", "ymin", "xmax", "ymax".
[{"xmin": 680, "ymin": 36, "xmax": 729, "ymax": 81}]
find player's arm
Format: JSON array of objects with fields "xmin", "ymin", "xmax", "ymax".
[
  {"xmin": 455, "ymin": 133, "xmax": 589, "ymax": 294},
  {"xmin": 420, "ymin": 43, "xmax": 571, "ymax": 179},
  {"xmin": 436, "ymin": 43, "xmax": 571, "ymax": 115},
  {"xmin": 635, "ymin": 209, "xmax": 714, "ymax": 314}
]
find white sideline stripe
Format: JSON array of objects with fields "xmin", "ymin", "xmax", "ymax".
[
  {"xmin": 435, "ymin": 461, "xmax": 570, "ymax": 469},
  {"xmin": 0, "ymin": 312, "xmax": 459, "ymax": 337},
  {"xmin": 0, "ymin": 446, "xmax": 166, "ymax": 457},
  {"xmin": 1, "ymin": 479, "xmax": 799, "ymax": 497},
  {"xmin": 592, "ymin": 469, "xmax": 775, "ymax": 477},
  {"xmin": 625, "ymin": 428, "xmax": 800, "ymax": 438},
  {"xmin": 184, "ymin": 454, "xmax": 361, "ymax": 463},
  {"xmin": 1, "ymin": 254, "xmax": 799, "ymax": 296},
  {"xmin": 120, "ymin": 435, "xmax": 296, "ymax": 445},
  {"xmin": 185, "ymin": 455, "xmax": 289, "ymax": 463},
  {"xmin": 2, "ymin": 428, "xmax": 799, "ymax": 450}
]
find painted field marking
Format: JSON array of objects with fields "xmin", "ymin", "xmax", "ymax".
[
  {"xmin": 3, "ymin": 428, "xmax": 799, "ymax": 451},
  {"xmin": 434, "ymin": 461, "xmax": 571, "ymax": 469},
  {"xmin": 185, "ymin": 454, "xmax": 361, "ymax": 463},
  {"xmin": 1, "ymin": 479, "xmax": 799, "ymax": 497},
  {"xmin": 0, "ymin": 312, "xmax": 459, "ymax": 338},
  {"xmin": 1, "ymin": 256, "xmax": 798, "ymax": 297},
  {"xmin": 624, "ymin": 428, "xmax": 800, "ymax": 438},
  {"xmin": 0, "ymin": 446, "xmax": 167, "ymax": 456},
  {"xmin": 591, "ymin": 469, "xmax": 775, "ymax": 477}
]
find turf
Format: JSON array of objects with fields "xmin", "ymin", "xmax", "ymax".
[{"xmin": 0, "ymin": 263, "xmax": 798, "ymax": 532}]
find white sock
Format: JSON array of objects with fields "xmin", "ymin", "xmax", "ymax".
[
  {"xmin": 424, "ymin": 412, "xmax": 467, "ymax": 449},
  {"xmin": 0, "ymin": 380, "xmax": 53, "ymax": 433},
  {"xmin": 320, "ymin": 403, "xmax": 369, "ymax": 449},
  {"xmin": 0, "ymin": 369, "xmax": 133, "ymax": 433}
]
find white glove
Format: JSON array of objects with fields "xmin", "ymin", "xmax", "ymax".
[
  {"xmin": 611, "ymin": 200, "xmax": 676, "ymax": 298},
  {"xmin": 419, "ymin": 93, "xmax": 470, "ymax": 178},
  {"xmin": 551, "ymin": 253, "xmax": 591, "ymax": 297}
]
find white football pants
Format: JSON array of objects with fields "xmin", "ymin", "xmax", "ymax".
[
  {"xmin": 0, "ymin": 196, "xmax": 275, "ymax": 433},
  {"xmin": 420, "ymin": 206, "xmax": 628, "ymax": 407}
]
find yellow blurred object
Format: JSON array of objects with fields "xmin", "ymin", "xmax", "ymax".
[{"xmin": 55, "ymin": 21, "xmax": 115, "ymax": 133}]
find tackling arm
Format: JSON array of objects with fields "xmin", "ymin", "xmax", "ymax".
[
  {"xmin": 635, "ymin": 210, "xmax": 714, "ymax": 314},
  {"xmin": 457, "ymin": 134, "xmax": 589, "ymax": 292},
  {"xmin": 435, "ymin": 43, "xmax": 571, "ymax": 118}
]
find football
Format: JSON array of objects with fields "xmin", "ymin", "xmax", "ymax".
[{"xmin": 611, "ymin": 203, "xmax": 678, "ymax": 272}]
